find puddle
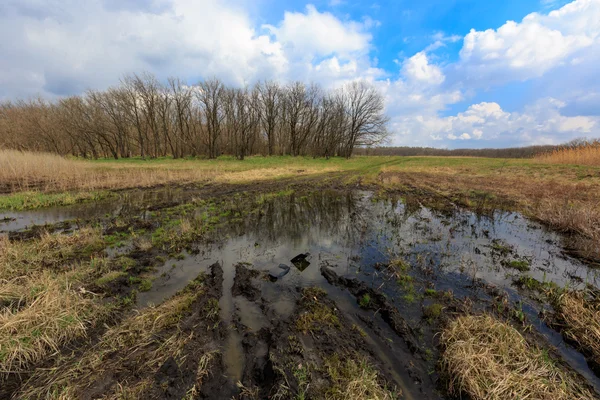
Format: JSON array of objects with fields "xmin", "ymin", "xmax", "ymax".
[
  {"xmin": 0, "ymin": 187, "xmax": 196, "ymax": 233},
  {"xmin": 123, "ymin": 190, "xmax": 600, "ymax": 395},
  {"xmin": 7, "ymin": 188, "xmax": 600, "ymax": 396}
]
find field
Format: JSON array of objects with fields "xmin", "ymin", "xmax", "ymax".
[{"xmin": 1, "ymin": 151, "xmax": 600, "ymax": 399}]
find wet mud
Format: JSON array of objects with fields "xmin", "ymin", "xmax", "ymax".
[{"xmin": 4, "ymin": 184, "xmax": 600, "ymax": 399}]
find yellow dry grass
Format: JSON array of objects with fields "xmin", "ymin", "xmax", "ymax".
[
  {"xmin": 0, "ymin": 273, "xmax": 106, "ymax": 376},
  {"xmin": 325, "ymin": 355, "xmax": 397, "ymax": 400},
  {"xmin": 440, "ymin": 314, "xmax": 595, "ymax": 400},
  {"xmin": 0, "ymin": 228, "xmax": 111, "ymax": 378},
  {"xmin": 16, "ymin": 279, "xmax": 206, "ymax": 399},
  {"xmin": 537, "ymin": 143, "xmax": 600, "ymax": 166},
  {"xmin": 0, "ymin": 228, "xmax": 105, "ymax": 280},
  {"xmin": 553, "ymin": 291, "xmax": 600, "ymax": 368},
  {"xmin": 0, "ymin": 149, "xmax": 217, "ymax": 193}
]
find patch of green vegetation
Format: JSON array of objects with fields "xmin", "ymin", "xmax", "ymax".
[
  {"xmin": 506, "ymin": 260, "xmax": 530, "ymax": 272},
  {"xmin": 138, "ymin": 278, "xmax": 153, "ymax": 292},
  {"xmin": 491, "ymin": 240, "xmax": 513, "ymax": 255},
  {"xmin": 403, "ymin": 293, "xmax": 416, "ymax": 303},
  {"xmin": 203, "ymin": 298, "xmax": 220, "ymax": 322},
  {"xmin": 256, "ymin": 189, "xmax": 295, "ymax": 205},
  {"xmin": 293, "ymin": 363, "xmax": 311, "ymax": 400},
  {"xmin": 0, "ymin": 190, "xmax": 114, "ymax": 211},
  {"xmin": 95, "ymin": 271, "xmax": 127, "ymax": 287},
  {"xmin": 359, "ymin": 293, "xmax": 372, "ymax": 308},
  {"xmin": 296, "ymin": 288, "xmax": 340, "ymax": 334},
  {"xmin": 389, "ymin": 258, "xmax": 410, "ymax": 272},
  {"xmin": 423, "ymin": 303, "xmax": 443, "ymax": 322},
  {"xmin": 424, "ymin": 288, "xmax": 437, "ymax": 297},
  {"xmin": 323, "ymin": 354, "xmax": 396, "ymax": 399},
  {"xmin": 351, "ymin": 324, "xmax": 367, "ymax": 338},
  {"xmin": 513, "ymin": 302, "xmax": 526, "ymax": 324},
  {"xmin": 513, "ymin": 275, "xmax": 559, "ymax": 293}
]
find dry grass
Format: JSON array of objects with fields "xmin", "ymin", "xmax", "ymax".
[
  {"xmin": 0, "ymin": 149, "xmax": 217, "ymax": 194},
  {"xmin": 16, "ymin": 278, "xmax": 206, "ymax": 399},
  {"xmin": 439, "ymin": 314, "xmax": 595, "ymax": 400},
  {"xmin": 0, "ymin": 149, "xmax": 342, "ymax": 197},
  {"xmin": 0, "ymin": 228, "xmax": 105, "ymax": 280},
  {"xmin": 380, "ymin": 162, "xmax": 600, "ymax": 260},
  {"xmin": 0, "ymin": 273, "xmax": 106, "ymax": 377},
  {"xmin": 0, "ymin": 228, "xmax": 111, "ymax": 378},
  {"xmin": 537, "ymin": 143, "xmax": 600, "ymax": 166},
  {"xmin": 553, "ymin": 291, "xmax": 600, "ymax": 368},
  {"xmin": 324, "ymin": 354, "xmax": 397, "ymax": 400}
]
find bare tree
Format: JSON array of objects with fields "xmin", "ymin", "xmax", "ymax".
[
  {"xmin": 257, "ymin": 81, "xmax": 281, "ymax": 156},
  {"xmin": 340, "ymin": 81, "xmax": 389, "ymax": 158},
  {"xmin": 197, "ymin": 78, "xmax": 226, "ymax": 159}
]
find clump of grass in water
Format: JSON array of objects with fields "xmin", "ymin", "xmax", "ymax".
[
  {"xmin": 440, "ymin": 314, "xmax": 595, "ymax": 400},
  {"xmin": 422, "ymin": 303, "xmax": 443, "ymax": 322},
  {"xmin": 324, "ymin": 354, "xmax": 398, "ymax": 400},
  {"xmin": 359, "ymin": 294, "xmax": 371, "ymax": 308},
  {"xmin": 552, "ymin": 290, "xmax": 600, "ymax": 370},
  {"xmin": 296, "ymin": 288, "xmax": 340, "ymax": 334},
  {"xmin": 505, "ymin": 260, "xmax": 530, "ymax": 272}
]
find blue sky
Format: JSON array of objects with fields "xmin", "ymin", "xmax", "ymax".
[{"xmin": 0, "ymin": 0, "xmax": 598, "ymax": 148}]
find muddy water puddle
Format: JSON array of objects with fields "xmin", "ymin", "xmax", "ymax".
[
  {"xmin": 127, "ymin": 189, "xmax": 600, "ymax": 397},
  {"xmin": 5, "ymin": 187, "xmax": 600, "ymax": 398},
  {"xmin": 0, "ymin": 187, "xmax": 195, "ymax": 233}
]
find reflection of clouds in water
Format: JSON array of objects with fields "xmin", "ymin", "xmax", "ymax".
[{"xmin": 137, "ymin": 189, "xmax": 598, "ymax": 308}]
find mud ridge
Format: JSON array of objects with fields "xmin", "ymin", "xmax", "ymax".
[{"xmin": 321, "ymin": 265, "xmax": 422, "ymax": 355}]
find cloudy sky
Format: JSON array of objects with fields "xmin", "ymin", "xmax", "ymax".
[{"xmin": 1, "ymin": 0, "xmax": 599, "ymax": 148}]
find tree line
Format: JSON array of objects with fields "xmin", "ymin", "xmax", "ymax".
[
  {"xmin": 355, "ymin": 144, "xmax": 565, "ymax": 158},
  {"xmin": 0, "ymin": 73, "xmax": 389, "ymax": 160}
]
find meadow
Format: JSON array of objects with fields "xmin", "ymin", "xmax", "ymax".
[{"xmin": 1, "ymin": 148, "xmax": 600, "ymax": 399}]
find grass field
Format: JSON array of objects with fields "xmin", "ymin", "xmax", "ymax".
[
  {"xmin": 2, "ymin": 151, "xmax": 599, "ymax": 260},
  {"xmin": 2, "ymin": 150, "xmax": 600, "ymax": 399}
]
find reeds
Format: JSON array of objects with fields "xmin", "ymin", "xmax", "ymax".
[
  {"xmin": 440, "ymin": 314, "xmax": 595, "ymax": 400},
  {"xmin": 0, "ymin": 149, "xmax": 333, "ymax": 195},
  {"xmin": 536, "ymin": 141, "xmax": 600, "ymax": 166}
]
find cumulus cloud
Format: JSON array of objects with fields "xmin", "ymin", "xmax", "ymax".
[
  {"xmin": 0, "ymin": 0, "xmax": 374, "ymax": 98},
  {"xmin": 0, "ymin": 0, "xmax": 599, "ymax": 148},
  {"xmin": 455, "ymin": 0, "xmax": 599, "ymax": 86}
]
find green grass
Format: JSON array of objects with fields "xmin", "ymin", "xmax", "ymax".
[
  {"xmin": 0, "ymin": 190, "xmax": 113, "ymax": 211},
  {"xmin": 506, "ymin": 260, "xmax": 530, "ymax": 272},
  {"xmin": 359, "ymin": 294, "xmax": 372, "ymax": 308}
]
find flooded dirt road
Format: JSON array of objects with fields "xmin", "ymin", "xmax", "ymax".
[{"xmin": 3, "ymin": 187, "xmax": 600, "ymax": 399}]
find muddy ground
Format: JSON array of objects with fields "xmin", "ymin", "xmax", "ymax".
[{"xmin": 2, "ymin": 176, "xmax": 600, "ymax": 399}]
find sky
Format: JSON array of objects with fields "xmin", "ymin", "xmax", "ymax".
[{"xmin": 0, "ymin": 0, "xmax": 599, "ymax": 148}]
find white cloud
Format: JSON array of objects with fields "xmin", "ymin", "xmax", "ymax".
[
  {"xmin": 263, "ymin": 5, "xmax": 371, "ymax": 59},
  {"xmin": 456, "ymin": 0, "xmax": 599, "ymax": 85},
  {"xmin": 0, "ymin": 1, "xmax": 374, "ymax": 98},
  {"xmin": 388, "ymin": 99, "xmax": 598, "ymax": 147},
  {"xmin": 401, "ymin": 52, "xmax": 445, "ymax": 85},
  {"xmin": 0, "ymin": 0, "xmax": 599, "ymax": 148}
]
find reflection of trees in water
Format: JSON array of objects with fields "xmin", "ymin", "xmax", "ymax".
[{"xmin": 225, "ymin": 190, "xmax": 369, "ymax": 248}]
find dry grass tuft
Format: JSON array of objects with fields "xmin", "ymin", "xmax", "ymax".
[
  {"xmin": 440, "ymin": 314, "xmax": 595, "ymax": 400},
  {"xmin": 0, "ymin": 228, "xmax": 105, "ymax": 279},
  {"xmin": 324, "ymin": 354, "xmax": 397, "ymax": 400},
  {"xmin": 0, "ymin": 272, "xmax": 107, "ymax": 377},
  {"xmin": 537, "ymin": 142, "xmax": 600, "ymax": 166},
  {"xmin": 0, "ymin": 228, "xmax": 112, "ymax": 379},
  {"xmin": 16, "ymin": 279, "xmax": 206, "ymax": 398},
  {"xmin": 553, "ymin": 291, "xmax": 600, "ymax": 368}
]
